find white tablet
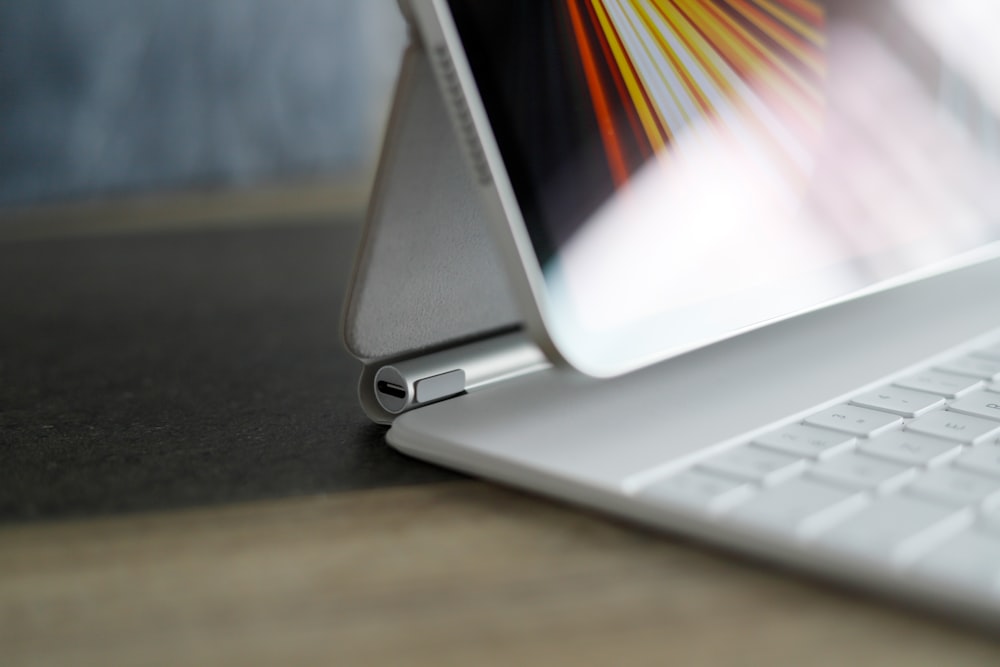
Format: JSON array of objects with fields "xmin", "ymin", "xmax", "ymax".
[{"xmin": 406, "ymin": 0, "xmax": 1000, "ymax": 377}]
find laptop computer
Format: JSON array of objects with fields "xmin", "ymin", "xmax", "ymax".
[{"xmin": 344, "ymin": 0, "xmax": 1000, "ymax": 626}]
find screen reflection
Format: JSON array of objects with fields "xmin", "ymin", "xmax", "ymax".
[
  {"xmin": 448, "ymin": 1, "xmax": 1000, "ymax": 355},
  {"xmin": 551, "ymin": 1, "xmax": 1000, "ymax": 330}
]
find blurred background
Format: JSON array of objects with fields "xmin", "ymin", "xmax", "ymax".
[
  {"xmin": 0, "ymin": 0, "xmax": 407, "ymax": 209},
  {"xmin": 0, "ymin": 0, "xmax": 450, "ymax": 524}
]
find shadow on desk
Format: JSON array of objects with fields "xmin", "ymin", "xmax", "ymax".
[{"xmin": 0, "ymin": 207, "xmax": 460, "ymax": 523}]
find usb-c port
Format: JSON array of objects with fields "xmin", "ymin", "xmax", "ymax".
[{"xmin": 377, "ymin": 380, "xmax": 406, "ymax": 400}]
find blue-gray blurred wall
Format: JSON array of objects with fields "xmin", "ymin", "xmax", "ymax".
[{"xmin": 0, "ymin": 0, "xmax": 406, "ymax": 207}]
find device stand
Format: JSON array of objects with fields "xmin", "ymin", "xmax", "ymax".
[{"xmin": 342, "ymin": 43, "xmax": 520, "ymax": 365}]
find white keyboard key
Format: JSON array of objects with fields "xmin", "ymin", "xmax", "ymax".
[
  {"xmin": 907, "ymin": 410, "xmax": 1000, "ymax": 444},
  {"xmin": 818, "ymin": 495, "xmax": 971, "ymax": 565},
  {"xmin": 697, "ymin": 445, "xmax": 806, "ymax": 485},
  {"xmin": 973, "ymin": 343, "xmax": 1000, "ymax": 362},
  {"xmin": 937, "ymin": 355, "xmax": 1000, "ymax": 381},
  {"xmin": 981, "ymin": 505, "xmax": 1000, "ymax": 535},
  {"xmin": 752, "ymin": 424, "xmax": 855, "ymax": 460},
  {"xmin": 728, "ymin": 477, "xmax": 867, "ymax": 539},
  {"xmin": 955, "ymin": 442, "xmax": 1000, "ymax": 479},
  {"xmin": 907, "ymin": 466, "xmax": 1000, "ymax": 509},
  {"xmin": 915, "ymin": 529, "xmax": 1000, "ymax": 594},
  {"xmin": 638, "ymin": 469, "xmax": 755, "ymax": 514},
  {"xmin": 803, "ymin": 404, "xmax": 902, "ymax": 437},
  {"xmin": 809, "ymin": 452, "xmax": 916, "ymax": 492},
  {"xmin": 948, "ymin": 391, "xmax": 1000, "ymax": 422},
  {"xmin": 850, "ymin": 386, "xmax": 944, "ymax": 418},
  {"xmin": 859, "ymin": 431, "xmax": 961, "ymax": 467},
  {"xmin": 894, "ymin": 370, "xmax": 983, "ymax": 398}
]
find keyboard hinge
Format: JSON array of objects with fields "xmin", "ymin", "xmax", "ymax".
[{"xmin": 368, "ymin": 331, "xmax": 550, "ymax": 420}]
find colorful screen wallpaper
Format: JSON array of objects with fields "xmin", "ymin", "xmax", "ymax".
[
  {"xmin": 448, "ymin": 0, "xmax": 829, "ymax": 261},
  {"xmin": 559, "ymin": 0, "xmax": 825, "ymax": 187},
  {"xmin": 448, "ymin": 0, "xmax": 1000, "ymax": 340}
]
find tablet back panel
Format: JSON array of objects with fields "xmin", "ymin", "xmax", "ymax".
[{"xmin": 343, "ymin": 44, "xmax": 519, "ymax": 364}]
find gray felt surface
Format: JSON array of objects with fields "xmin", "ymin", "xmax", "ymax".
[{"xmin": 0, "ymin": 220, "xmax": 462, "ymax": 523}]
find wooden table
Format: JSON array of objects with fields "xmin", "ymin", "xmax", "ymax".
[
  {"xmin": 5, "ymin": 482, "xmax": 1000, "ymax": 665},
  {"xmin": 3, "ymin": 186, "xmax": 998, "ymax": 665}
]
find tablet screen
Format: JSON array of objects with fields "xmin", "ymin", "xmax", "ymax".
[{"xmin": 444, "ymin": 0, "xmax": 1000, "ymax": 374}]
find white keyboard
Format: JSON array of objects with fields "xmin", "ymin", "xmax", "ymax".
[{"xmin": 635, "ymin": 336, "xmax": 1000, "ymax": 606}]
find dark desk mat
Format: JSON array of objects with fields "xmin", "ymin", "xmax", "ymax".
[{"xmin": 0, "ymin": 220, "xmax": 462, "ymax": 522}]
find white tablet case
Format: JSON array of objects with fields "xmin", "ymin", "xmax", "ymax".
[{"xmin": 342, "ymin": 42, "xmax": 523, "ymax": 420}]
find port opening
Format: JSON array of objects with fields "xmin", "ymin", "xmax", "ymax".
[{"xmin": 376, "ymin": 380, "xmax": 407, "ymax": 400}]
